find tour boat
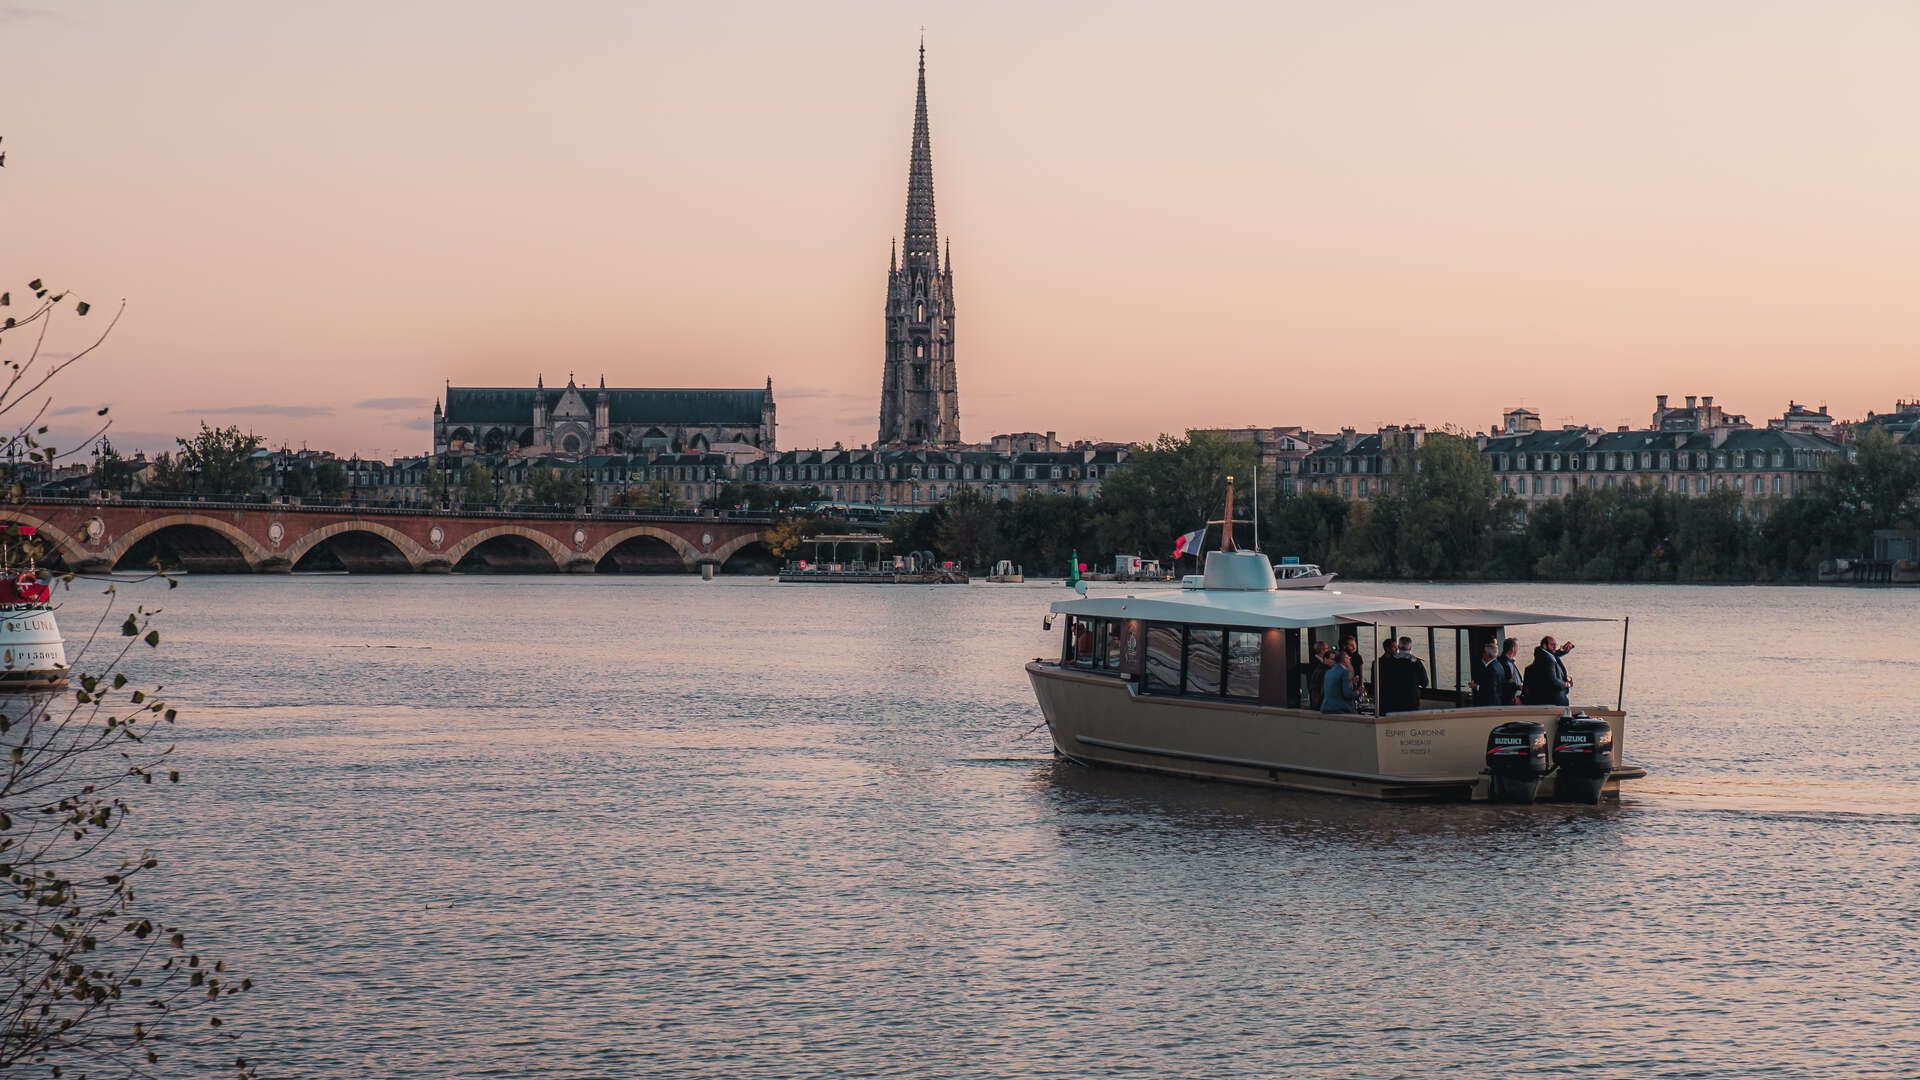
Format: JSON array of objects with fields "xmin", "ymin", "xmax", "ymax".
[
  {"xmin": 1026, "ymin": 479, "xmax": 1644, "ymax": 803},
  {"xmin": 0, "ymin": 566, "xmax": 67, "ymax": 691}
]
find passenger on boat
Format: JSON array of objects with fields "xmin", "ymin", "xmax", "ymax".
[
  {"xmin": 1339, "ymin": 636, "xmax": 1365, "ymax": 693},
  {"xmin": 1392, "ymin": 636, "xmax": 1431, "ymax": 712},
  {"xmin": 1469, "ymin": 640, "xmax": 1502, "ymax": 707},
  {"xmin": 1522, "ymin": 636, "xmax": 1574, "ymax": 707},
  {"xmin": 1371, "ymin": 641, "xmax": 1395, "ymax": 700},
  {"xmin": 1073, "ymin": 621, "xmax": 1095, "ymax": 663},
  {"xmin": 1493, "ymin": 638, "xmax": 1525, "ymax": 705},
  {"xmin": 1304, "ymin": 643, "xmax": 1333, "ymax": 709},
  {"xmin": 1320, "ymin": 653, "xmax": 1358, "ymax": 714}
]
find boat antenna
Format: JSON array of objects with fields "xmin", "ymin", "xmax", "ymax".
[{"xmin": 1251, "ymin": 460, "xmax": 1260, "ymax": 553}]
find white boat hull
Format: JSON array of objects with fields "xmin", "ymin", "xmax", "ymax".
[{"xmin": 0, "ymin": 606, "xmax": 68, "ymax": 688}]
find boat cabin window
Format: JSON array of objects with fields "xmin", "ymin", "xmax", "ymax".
[
  {"xmin": 1132, "ymin": 622, "xmax": 1261, "ymax": 701},
  {"xmin": 1186, "ymin": 629, "xmax": 1223, "ymax": 694},
  {"xmin": 1064, "ymin": 616, "xmax": 1125, "ymax": 672},
  {"xmin": 1145, "ymin": 624, "xmax": 1182, "ymax": 691}
]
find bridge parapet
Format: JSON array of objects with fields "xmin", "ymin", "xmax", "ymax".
[{"xmin": 1, "ymin": 499, "xmax": 775, "ymax": 576}]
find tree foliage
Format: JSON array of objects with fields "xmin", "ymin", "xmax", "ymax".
[
  {"xmin": 1085, "ymin": 432, "xmax": 1257, "ymax": 562},
  {"xmin": 458, "ymin": 464, "xmax": 493, "ymax": 508},
  {"xmin": 875, "ymin": 428, "xmax": 1920, "ymax": 583},
  {"xmin": 525, "ymin": 467, "xmax": 587, "ymax": 508},
  {"xmin": 148, "ymin": 425, "xmax": 263, "ymax": 496}
]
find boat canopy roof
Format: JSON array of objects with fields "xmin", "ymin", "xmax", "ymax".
[{"xmin": 1049, "ymin": 587, "xmax": 1615, "ymax": 631}]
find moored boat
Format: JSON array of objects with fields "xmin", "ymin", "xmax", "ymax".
[
  {"xmin": 1187, "ymin": 557, "xmax": 1334, "ymax": 590},
  {"xmin": 1027, "ymin": 478, "xmax": 1644, "ymax": 803},
  {"xmin": 0, "ymin": 566, "xmax": 67, "ymax": 691}
]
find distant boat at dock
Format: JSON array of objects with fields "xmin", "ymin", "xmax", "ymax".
[{"xmin": 778, "ymin": 533, "xmax": 969, "ymax": 584}]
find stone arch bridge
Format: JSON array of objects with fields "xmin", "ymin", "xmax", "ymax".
[{"xmin": 1, "ymin": 499, "xmax": 779, "ymax": 575}]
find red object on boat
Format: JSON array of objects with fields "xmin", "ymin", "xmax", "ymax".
[{"xmin": 0, "ymin": 573, "xmax": 49, "ymax": 605}]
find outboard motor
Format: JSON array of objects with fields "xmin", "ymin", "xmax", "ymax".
[
  {"xmin": 1551, "ymin": 713, "xmax": 1615, "ymax": 804},
  {"xmin": 1484, "ymin": 720, "xmax": 1550, "ymax": 803}
]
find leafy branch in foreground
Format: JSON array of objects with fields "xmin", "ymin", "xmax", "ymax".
[
  {"xmin": 1, "ymin": 588, "xmax": 252, "ymax": 1078},
  {"xmin": 0, "ymin": 267, "xmax": 254, "ymax": 1076}
]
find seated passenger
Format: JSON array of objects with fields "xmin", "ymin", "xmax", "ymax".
[
  {"xmin": 1320, "ymin": 653, "xmax": 1358, "ymax": 714},
  {"xmin": 1072, "ymin": 622, "xmax": 1095, "ymax": 665}
]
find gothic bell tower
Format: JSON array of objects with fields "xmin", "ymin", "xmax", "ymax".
[{"xmin": 878, "ymin": 40, "xmax": 959, "ymax": 447}]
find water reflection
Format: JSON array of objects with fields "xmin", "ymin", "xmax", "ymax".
[{"xmin": 1038, "ymin": 755, "xmax": 1627, "ymax": 848}]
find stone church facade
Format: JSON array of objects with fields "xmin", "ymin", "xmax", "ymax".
[
  {"xmin": 434, "ymin": 375, "xmax": 776, "ymax": 459},
  {"xmin": 877, "ymin": 43, "xmax": 960, "ymax": 447}
]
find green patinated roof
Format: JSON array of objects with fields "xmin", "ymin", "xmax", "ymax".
[{"xmin": 445, "ymin": 386, "xmax": 769, "ymax": 427}]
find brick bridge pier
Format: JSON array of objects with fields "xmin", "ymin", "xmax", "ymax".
[{"xmin": 1, "ymin": 499, "xmax": 778, "ymax": 575}]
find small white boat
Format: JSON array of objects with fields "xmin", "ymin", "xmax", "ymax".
[
  {"xmin": 1027, "ymin": 477, "xmax": 1643, "ymax": 803},
  {"xmin": 1188, "ymin": 559, "xmax": 1334, "ymax": 590},
  {"xmin": 0, "ymin": 566, "xmax": 67, "ymax": 691},
  {"xmin": 985, "ymin": 560, "xmax": 1025, "ymax": 583}
]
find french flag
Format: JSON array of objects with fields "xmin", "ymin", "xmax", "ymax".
[{"xmin": 1171, "ymin": 526, "xmax": 1206, "ymax": 559}]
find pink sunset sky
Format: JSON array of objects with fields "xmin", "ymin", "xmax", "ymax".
[{"xmin": 5, "ymin": 0, "xmax": 1916, "ymax": 457}]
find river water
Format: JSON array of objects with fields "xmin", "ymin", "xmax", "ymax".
[{"xmin": 44, "ymin": 576, "xmax": 1920, "ymax": 1077}]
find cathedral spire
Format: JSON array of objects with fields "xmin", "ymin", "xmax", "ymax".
[
  {"xmin": 902, "ymin": 39, "xmax": 937, "ymax": 268},
  {"xmin": 879, "ymin": 38, "xmax": 960, "ymax": 448}
]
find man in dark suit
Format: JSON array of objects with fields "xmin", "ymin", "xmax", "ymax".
[
  {"xmin": 1493, "ymin": 637, "xmax": 1525, "ymax": 705},
  {"xmin": 1395, "ymin": 636, "xmax": 1430, "ymax": 711},
  {"xmin": 1522, "ymin": 636, "xmax": 1574, "ymax": 706},
  {"xmin": 1470, "ymin": 640, "xmax": 1501, "ymax": 706},
  {"xmin": 1377, "ymin": 637, "xmax": 1430, "ymax": 714}
]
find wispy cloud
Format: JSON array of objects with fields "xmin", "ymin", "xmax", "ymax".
[
  {"xmin": 0, "ymin": 6, "xmax": 63, "ymax": 24},
  {"xmin": 356, "ymin": 396, "xmax": 429, "ymax": 410},
  {"xmin": 782, "ymin": 386, "xmax": 865, "ymax": 401},
  {"xmin": 50, "ymin": 403, "xmax": 104, "ymax": 417},
  {"xmin": 174, "ymin": 404, "xmax": 334, "ymax": 418}
]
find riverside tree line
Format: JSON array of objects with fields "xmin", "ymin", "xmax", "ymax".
[{"xmin": 849, "ymin": 429, "xmax": 1919, "ymax": 583}]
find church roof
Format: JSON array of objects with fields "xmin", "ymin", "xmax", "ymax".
[{"xmin": 444, "ymin": 386, "xmax": 769, "ymax": 427}]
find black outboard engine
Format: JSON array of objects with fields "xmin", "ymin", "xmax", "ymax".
[
  {"xmin": 1484, "ymin": 720, "xmax": 1550, "ymax": 803},
  {"xmin": 1551, "ymin": 713, "xmax": 1615, "ymax": 804}
]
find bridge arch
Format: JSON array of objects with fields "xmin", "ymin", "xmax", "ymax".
[
  {"xmin": 444, "ymin": 524, "xmax": 572, "ymax": 573},
  {"xmin": 583, "ymin": 525, "xmax": 699, "ymax": 572},
  {"xmin": 283, "ymin": 520, "xmax": 431, "ymax": 573},
  {"xmin": 104, "ymin": 514, "xmax": 270, "ymax": 573},
  {"xmin": 708, "ymin": 530, "xmax": 777, "ymax": 575},
  {"xmin": 0, "ymin": 510, "xmax": 90, "ymax": 570}
]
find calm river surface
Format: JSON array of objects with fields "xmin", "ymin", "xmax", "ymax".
[{"xmin": 52, "ymin": 576, "xmax": 1920, "ymax": 1077}]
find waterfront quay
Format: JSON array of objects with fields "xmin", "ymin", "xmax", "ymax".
[{"xmin": 3, "ymin": 497, "xmax": 776, "ymax": 575}]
